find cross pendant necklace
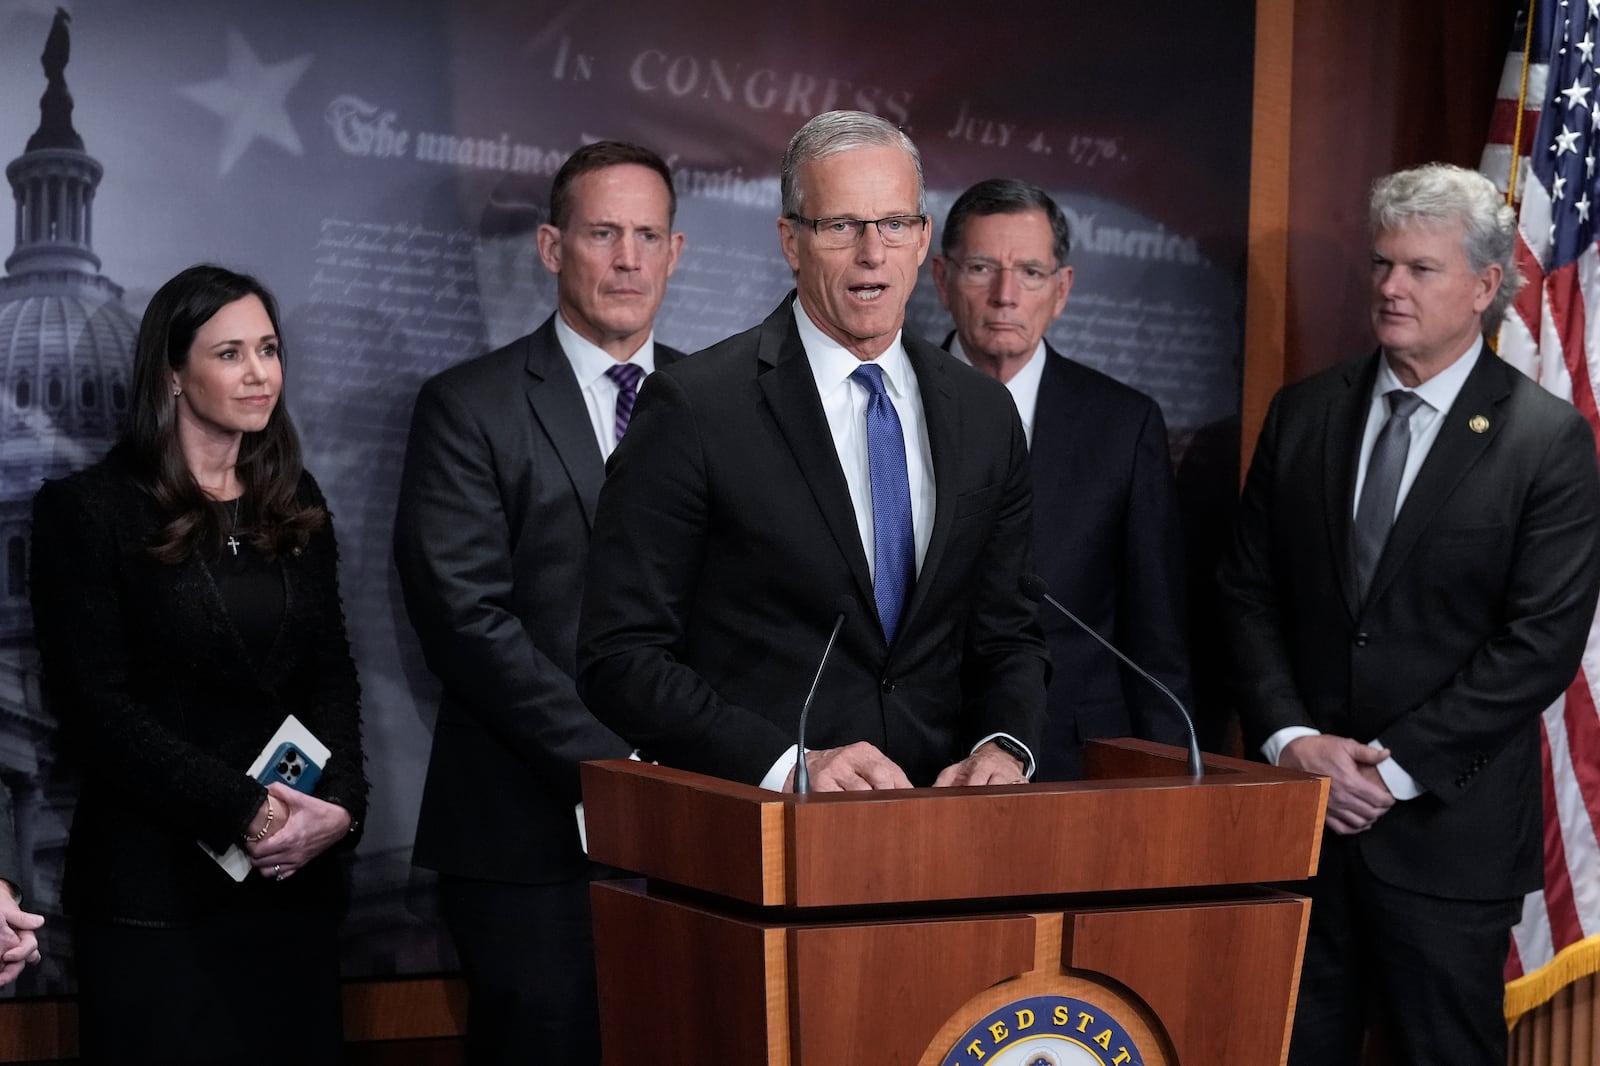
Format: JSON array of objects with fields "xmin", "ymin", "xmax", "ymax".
[{"xmin": 226, "ymin": 498, "xmax": 242, "ymax": 556}]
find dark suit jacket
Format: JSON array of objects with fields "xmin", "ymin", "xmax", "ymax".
[
  {"xmin": 29, "ymin": 447, "xmax": 367, "ymax": 923},
  {"xmin": 1219, "ymin": 346, "xmax": 1600, "ymax": 900},
  {"xmin": 949, "ymin": 338, "xmax": 1193, "ymax": 779},
  {"xmin": 577, "ymin": 296, "xmax": 1049, "ymax": 787},
  {"xmin": 395, "ymin": 316, "xmax": 685, "ymax": 885}
]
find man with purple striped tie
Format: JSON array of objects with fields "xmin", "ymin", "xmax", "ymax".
[
  {"xmin": 579, "ymin": 111, "xmax": 1047, "ymax": 793},
  {"xmin": 394, "ymin": 141, "xmax": 686, "ymax": 1065}
]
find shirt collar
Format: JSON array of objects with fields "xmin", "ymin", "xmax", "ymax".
[
  {"xmin": 948, "ymin": 334, "xmax": 1046, "ymax": 401},
  {"xmin": 793, "ymin": 296, "xmax": 914, "ymax": 398},
  {"xmin": 1376, "ymin": 335, "xmax": 1481, "ymax": 412},
  {"xmin": 554, "ymin": 312, "xmax": 656, "ymax": 385}
]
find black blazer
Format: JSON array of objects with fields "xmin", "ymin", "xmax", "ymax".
[
  {"xmin": 395, "ymin": 316, "xmax": 685, "ymax": 885},
  {"xmin": 1220, "ymin": 347, "xmax": 1600, "ymax": 900},
  {"xmin": 951, "ymin": 339, "xmax": 1193, "ymax": 779},
  {"xmin": 29, "ymin": 447, "xmax": 367, "ymax": 924},
  {"xmin": 577, "ymin": 296, "xmax": 1049, "ymax": 787}
]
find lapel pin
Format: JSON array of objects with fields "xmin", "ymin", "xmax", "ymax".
[{"xmin": 1468, "ymin": 415, "xmax": 1489, "ymax": 434}]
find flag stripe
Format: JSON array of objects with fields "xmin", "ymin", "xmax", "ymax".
[
  {"xmin": 1540, "ymin": 706, "xmax": 1585, "ymax": 952},
  {"xmin": 1545, "ymin": 263, "xmax": 1600, "ymax": 425},
  {"xmin": 1485, "ymin": 100, "xmax": 1544, "ymax": 152},
  {"xmin": 1560, "ymin": 656, "xmax": 1600, "ymax": 893}
]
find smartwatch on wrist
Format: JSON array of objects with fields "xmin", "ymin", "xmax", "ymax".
[{"xmin": 988, "ymin": 735, "xmax": 1031, "ymax": 776}]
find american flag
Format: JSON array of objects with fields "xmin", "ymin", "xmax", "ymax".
[{"xmin": 1481, "ymin": 0, "xmax": 1600, "ymax": 1027}]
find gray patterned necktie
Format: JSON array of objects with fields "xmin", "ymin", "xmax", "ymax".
[{"xmin": 1353, "ymin": 389, "xmax": 1426, "ymax": 597}]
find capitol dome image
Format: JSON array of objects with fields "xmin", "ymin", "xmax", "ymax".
[{"xmin": 0, "ymin": 9, "xmax": 135, "ymax": 993}]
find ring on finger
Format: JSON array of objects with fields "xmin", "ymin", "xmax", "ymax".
[{"xmin": 273, "ymin": 863, "xmax": 282, "ymax": 880}]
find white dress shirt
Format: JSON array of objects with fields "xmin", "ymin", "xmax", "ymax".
[
  {"xmin": 758, "ymin": 299, "xmax": 1032, "ymax": 790},
  {"xmin": 553, "ymin": 313, "xmax": 658, "ymax": 458},
  {"xmin": 949, "ymin": 335, "xmax": 1048, "ymax": 448},
  {"xmin": 1263, "ymin": 337, "xmax": 1483, "ymax": 801},
  {"xmin": 794, "ymin": 298, "xmax": 936, "ymax": 577},
  {"xmin": 558, "ymin": 313, "xmax": 656, "ymax": 852}
]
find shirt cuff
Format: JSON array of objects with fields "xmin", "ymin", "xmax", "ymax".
[
  {"xmin": 972, "ymin": 732, "xmax": 1035, "ymax": 780},
  {"xmin": 761, "ymin": 745, "xmax": 800, "ymax": 792},
  {"xmin": 1368, "ymin": 738, "xmax": 1423, "ymax": 800},
  {"xmin": 1262, "ymin": 726, "xmax": 1321, "ymax": 766}
]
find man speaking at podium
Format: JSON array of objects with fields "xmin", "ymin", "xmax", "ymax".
[{"xmin": 578, "ymin": 111, "xmax": 1048, "ymax": 792}]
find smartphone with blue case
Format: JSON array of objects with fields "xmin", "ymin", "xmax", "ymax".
[{"xmin": 257, "ymin": 742, "xmax": 322, "ymax": 793}]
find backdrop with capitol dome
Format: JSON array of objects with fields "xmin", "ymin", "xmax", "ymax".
[{"xmin": 0, "ymin": 0, "xmax": 1253, "ymax": 991}]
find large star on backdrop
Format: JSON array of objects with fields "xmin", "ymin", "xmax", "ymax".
[{"xmin": 177, "ymin": 28, "xmax": 313, "ymax": 178}]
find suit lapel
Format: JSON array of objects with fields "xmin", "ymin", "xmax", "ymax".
[
  {"xmin": 754, "ymin": 298, "xmax": 877, "ymax": 615},
  {"xmin": 523, "ymin": 318, "xmax": 606, "ymax": 528},
  {"xmin": 1364, "ymin": 346, "xmax": 1511, "ymax": 605},
  {"xmin": 1027, "ymin": 347, "xmax": 1074, "ymax": 515},
  {"xmin": 943, "ymin": 336, "xmax": 1069, "ymax": 554},
  {"xmin": 1324, "ymin": 354, "xmax": 1381, "ymax": 619},
  {"xmin": 896, "ymin": 335, "xmax": 960, "ymax": 636}
]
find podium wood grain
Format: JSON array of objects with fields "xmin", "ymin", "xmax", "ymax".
[{"xmin": 584, "ymin": 740, "xmax": 1328, "ymax": 1065}]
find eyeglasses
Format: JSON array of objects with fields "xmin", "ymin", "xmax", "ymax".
[
  {"xmin": 947, "ymin": 256, "xmax": 1061, "ymax": 291},
  {"xmin": 788, "ymin": 214, "xmax": 928, "ymax": 249}
]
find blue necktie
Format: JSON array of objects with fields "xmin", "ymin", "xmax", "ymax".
[{"xmin": 850, "ymin": 364, "xmax": 914, "ymax": 643}]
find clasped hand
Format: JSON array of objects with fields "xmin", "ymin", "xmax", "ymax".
[
  {"xmin": 244, "ymin": 783, "xmax": 352, "ymax": 881},
  {"xmin": 0, "ymin": 882, "xmax": 43, "ymax": 988},
  {"xmin": 1280, "ymin": 734, "xmax": 1395, "ymax": 835}
]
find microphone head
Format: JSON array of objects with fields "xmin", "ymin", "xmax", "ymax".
[
  {"xmin": 1017, "ymin": 574, "xmax": 1048, "ymax": 602},
  {"xmin": 831, "ymin": 594, "xmax": 855, "ymax": 621}
]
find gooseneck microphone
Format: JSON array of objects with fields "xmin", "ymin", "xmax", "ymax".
[
  {"xmin": 794, "ymin": 604, "xmax": 850, "ymax": 796},
  {"xmin": 1018, "ymin": 574, "xmax": 1204, "ymax": 780}
]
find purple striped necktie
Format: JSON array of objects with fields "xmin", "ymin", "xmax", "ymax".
[{"xmin": 605, "ymin": 361, "xmax": 645, "ymax": 442}]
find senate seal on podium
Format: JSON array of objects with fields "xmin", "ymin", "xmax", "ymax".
[{"xmin": 941, "ymin": 993, "xmax": 1147, "ymax": 1066}]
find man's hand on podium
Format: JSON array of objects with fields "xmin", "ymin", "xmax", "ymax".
[
  {"xmin": 786, "ymin": 741, "xmax": 914, "ymax": 792},
  {"xmin": 934, "ymin": 741, "xmax": 1028, "ymax": 788}
]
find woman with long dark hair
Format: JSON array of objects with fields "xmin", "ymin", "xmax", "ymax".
[{"xmin": 29, "ymin": 264, "xmax": 367, "ymax": 1064}]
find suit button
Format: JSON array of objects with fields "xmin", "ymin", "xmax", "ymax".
[
  {"xmin": 880, "ymin": 677, "xmax": 896, "ymax": 694},
  {"xmin": 1353, "ymin": 632, "xmax": 1369, "ymax": 647}
]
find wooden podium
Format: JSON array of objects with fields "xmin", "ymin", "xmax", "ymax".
[{"xmin": 581, "ymin": 738, "xmax": 1328, "ymax": 1065}]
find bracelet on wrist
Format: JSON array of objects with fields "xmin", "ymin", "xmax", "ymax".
[{"xmin": 247, "ymin": 796, "xmax": 274, "ymax": 842}]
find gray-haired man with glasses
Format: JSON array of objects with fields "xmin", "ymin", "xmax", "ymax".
[
  {"xmin": 579, "ymin": 112, "xmax": 1048, "ymax": 793},
  {"xmin": 932, "ymin": 178, "xmax": 1193, "ymax": 780}
]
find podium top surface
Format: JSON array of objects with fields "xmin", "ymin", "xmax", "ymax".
[{"xmin": 580, "ymin": 739, "xmax": 1329, "ymax": 909}]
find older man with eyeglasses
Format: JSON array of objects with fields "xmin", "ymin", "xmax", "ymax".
[
  {"xmin": 579, "ymin": 111, "xmax": 1048, "ymax": 792},
  {"xmin": 932, "ymin": 178, "xmax": 1194, "ymax": 781}
]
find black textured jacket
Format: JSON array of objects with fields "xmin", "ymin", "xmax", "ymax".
[{"xmin": 29, "ymin": 445, "xmax": 367, "ymax": 924}]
